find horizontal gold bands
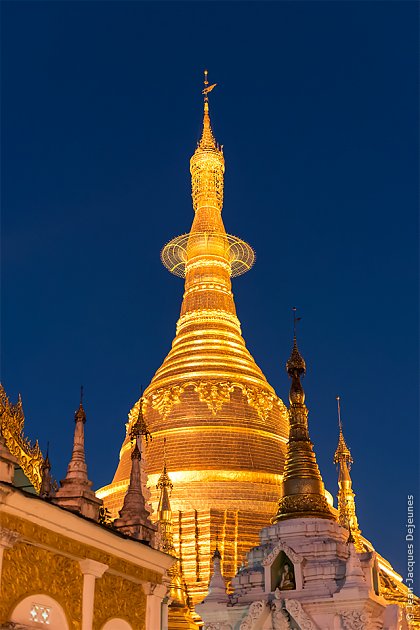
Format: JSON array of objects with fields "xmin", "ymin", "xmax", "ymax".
[
  {"xmin": 96, "ymin": 469, "xmax": 284, "ymax": 501},
  {"xmin": 119, "ymin": 425, "xmax": 288, "ymax": 460}
]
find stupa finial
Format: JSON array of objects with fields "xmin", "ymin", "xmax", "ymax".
[
  {"xmin": 286, "ymin": 308, "xmax": 306, "ymax": 376},
  {"xmin": 333, "ymin": 397, "xmax": 363, "ymax": 551},
  {"xmin": 273, "ymin": 314, "xmax": 334, "ymax": 522},
  {"xmin": 53, "ymin": 389, "xmax": 102, "ymax": 520},
  {"xmin": 334, "ymin": 396, "xmax": 353, "ymax": 466}
]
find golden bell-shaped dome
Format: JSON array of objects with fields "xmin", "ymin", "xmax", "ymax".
[{"xmin": 98, "ymin": 74, "xmax": 288, "ymax": 606}]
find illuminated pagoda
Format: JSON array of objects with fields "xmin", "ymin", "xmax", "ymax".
[
  {"xmin": 197, "ymin": 335, "xmax": 420, "ymax": 629},
  {"xmin": 97, "ymin": 72, "xmax": 289, "ymax": 604}
]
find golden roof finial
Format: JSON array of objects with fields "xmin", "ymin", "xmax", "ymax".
[
  {"xmin": 334, "ymin": 396, "xmax": 353, "ymax": 466},
  {"xmin": 130, "ymin": 396, "xmax": 152, "ymax": 444},
  {"xmin": 273, "ymin": 312, "xmax": 334, "ymax": 522},
  {"xmin": 286, "ymin": 307, "xmax": 306, "ymax": 376},
  {"xmin": 198, "ymin": 69, "xmax": 219, "ymax": 150},
  {"xmin": 333, "ymin": 397, "xmax": 363, "ymax": 551},
  {"xmin": 75, "ymin": 385, "xmax": 86, "ymax": 424},
  {"xmin": 157, "ymin": 437, "xmax": 173, "ymax": 495}
]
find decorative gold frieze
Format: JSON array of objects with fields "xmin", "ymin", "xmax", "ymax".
[
  {"xmin": 131, "ymin": 381, "xmax": 283, "ymax": 422},
  {"xmin": 275, "ymin": 493, "xmax": 333, "ymax": 519},
  {"xmin": 0, "ymin": 385, "xmax": 44, "ymax": 493},
  {"xmin": 0, "ymin": 541, "xmax": 82, "ymax": 629},
  {"xmin": 0, "ymin": 513, "xmax": 162, "ymax": 585},
  {"xmin": 242, "ymin": 387, "xmax": 275, "ymax": 422},
  {"xmin": 93, "ymin": 573, "xmax": 146, "ymax": 630},
  {"xmin": 149, "ymin": 385, "xmax": 185, "ymax": 418},
  {"xmin": 194, "ymin": 382, "xmax": 234, "ymax": 415}
]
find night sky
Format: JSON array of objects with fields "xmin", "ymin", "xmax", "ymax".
[{"xmin": 2, "ymin": 2, "xmax": 418, "ymax": 578}]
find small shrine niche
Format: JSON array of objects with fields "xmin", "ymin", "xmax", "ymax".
[
  {"xmin": 271, "ymin": 550, "xmax": 296, "ymax": 592},
  {"xmin": 262, "ymin": 542, "xmax": 303, "ymax": 594}
]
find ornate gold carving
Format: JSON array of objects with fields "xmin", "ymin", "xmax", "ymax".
[
  {"xmin": 150, "ymin": 386, "xmax": 185, "ymax": 418},
  {"xmin": 139, "ymin": 381, "xmax": 283, "ymax": 421},
  {"xmin": 0, "ymin": 541, "xmax": 82, "ymax": 629},
  {"xmin": 0, "ymin": 513, "xmax": 162, "ymax": 585},
  {"xmin": 93, "ymin": 573, "xmax": 146, "ymax": 630},
  {"xmin": 275, "ymin": 494, "xmax": 333, "ymax": 519},
  {"xmin": 0, "ymin": 385, "xmax": 44, "ymax": 492},
  {"xmin": 194, "ymin": 382, "xmax": 234, "ymax": 415},
  {"xmin": 242, "ymin": 387, "xmax": 275, "ymax": 421}
]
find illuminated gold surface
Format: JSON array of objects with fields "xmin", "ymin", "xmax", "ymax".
[
  {"xmin": 0, "ymin": 384, "xmax": 44, "ymax": 493},
  {"xmin": 101, "ymin": 78, "xmax": 288, "ymax": 605},
  {"xmin": 333, "ymin": 407, "xmax": 363, "ymax": 550},
  {"xmin": 0, "ymin": 513, "xmax": 162, "ymax": 585},
  {"xmin": 156, "ymin": 449, "xmax": 199, "ymax": 629}
]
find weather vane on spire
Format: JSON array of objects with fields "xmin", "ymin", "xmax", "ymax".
[
  {"xmin": 202, "ymin": 69, "xmax": 217, "ymax": 101},
  {"xmin": 292, "ymin": 306, "xmax": 302, "ymax": 340},
  {"xmin": 336, "ymin": 395, "xmax": 342, "ymax": 430}
]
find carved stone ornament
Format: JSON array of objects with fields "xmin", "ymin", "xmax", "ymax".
[
  {"xmin": 271, "ymin": 600, "xmax": 291, "ymax": 630},
  {"xmin": 240, "ymin": 600, "xmax": 267, "ymax": 630},
  {"xmin": 262, "ymin": 541, "xmax": 303, "ymax": 567},
  {"xmin": 93, "ymin": 573, "xmax": 146, "ymax": 630},
  {"xmin": 0, "ymin": 541, "xmax": 83, "ymax": 629},
  {"xmin": 0, "ymin": 385, "xmax": 44, "ymax": 493},
  {"xmin": 285, "ymin": 599, "xmax": 319, "ymax": 630},
  {"xmin": 0, "ymin": 527, "xmax": 20, "ymax": 550},
  {"xmin": 204, "ymin": 623, "xmax": 232, "ymax": 630},
  {"xmin": 339, "ymin": 610, "xmax": 378, "ymax": 630}
]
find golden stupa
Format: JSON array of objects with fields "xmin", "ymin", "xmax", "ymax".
[{"xmin": 97, "ymin": 73, "xmax": 289, "ymax": 604}]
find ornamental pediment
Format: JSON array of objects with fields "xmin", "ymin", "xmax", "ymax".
[{"xmin": 262, "ymin": 541, "xmax": 303, "ymax": 567}]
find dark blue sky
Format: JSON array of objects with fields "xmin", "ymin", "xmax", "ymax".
[{"xmin": 2, "ymin": 2, "xmax": 418, "ymax": 577}]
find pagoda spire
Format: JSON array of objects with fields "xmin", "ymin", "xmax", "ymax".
[
  {"xmin": 273, "ymin": 310, "xmax": 334, "ymax": 522},
  {"xmin": 39, "ymin": 444, "xmax": 53, "ymax": 498},
  {"xmin": 156, "ymin": 439, "xmax": 198, "ymax": 629},
  {"xmin": 205, "ymin": 544, "xmax": 228, "ymax": 602},
  {"xmin": 334, "ymin": 396, "xmax": 363, "ymax": 551},
  {"xmin": 114, "ymin": 399, "xmax": 156, "ymax": 545},
  {"xmin": 53, "ymin": 388, "xmax": 102, "ymax": 520}
]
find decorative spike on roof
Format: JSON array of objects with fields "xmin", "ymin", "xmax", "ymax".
[
  {"xmin": 130, "ymin": 397, "xmax": 152, "ymax": 444},
  {"xmin": 333, "ymin": 396, "xmax": 363, "ymax": 551},
  {"xmin": 156, "ymin": 437, "xmax": 173, "ymax": 494},
  {"xmin": 273, "ymin": 311, "xmax": 334, "ymax": 522},
  {"xmin": 198, "ymin": 69, "xmax": 220, "ymax": 151},
  {"xmin": 334, "ymin": 396, "xmax": 353, "ymax": 465},
  {"xmin": 53, "ymin": 390, "xmax": 102, "ymax": 520}
]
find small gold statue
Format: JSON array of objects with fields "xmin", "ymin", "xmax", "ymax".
[{"xmin": 279, "ymin": 563, "xmax": 295, "ymax": 590}]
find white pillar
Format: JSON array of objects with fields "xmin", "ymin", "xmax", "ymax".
[
  {"xmin": 144, "ymin": 582, "xmax": 168, "ymax": 630},
  {"xmin": 79, "ymin": 558, "xmax": 108, "ymax": 630},
  {"xmin": 0, "ymin": 527, "xmax": 20, "ymax": 586}
]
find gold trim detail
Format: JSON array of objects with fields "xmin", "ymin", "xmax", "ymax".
[
  {"xmin": 194, "ymin": 381, "xmax": 234, "ymax": 414},
  {"xmin": 128, "ymin": 381, "xmax": 285, "ymax": 422},
  {"xmin": 0, "ymin": 513, "xmax": 162, "ymax": 585},
  {"xmin": 93, "ymin": 573, "xmax": 146, "ymax": 630},
  {"xmin": 119, "ymin": 424, "xmax": 288, "ymax": 460},
  {"xmin": 0, "ymin": 541, "xmax": 82, "ymax": 629},
  {"xmin": 96, "ymin": 469, "xmax": 284, "ymax": 501},
  {"xmin": 0, "ymin": 385, "xmax": 44, "ymax": 493}
]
